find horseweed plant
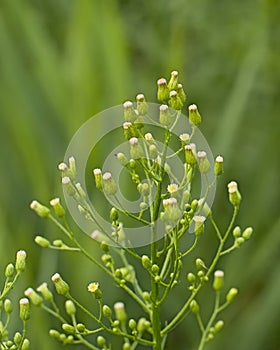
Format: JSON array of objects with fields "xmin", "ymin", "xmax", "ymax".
[
  {"xmin": 29, "ymin": 71, "xmax": 253, "ymax": 350},
  {"xmin": 0, "ymin": 250, "xmax": 30, "ymax": 350}
]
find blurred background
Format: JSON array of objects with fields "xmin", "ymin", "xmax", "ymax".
[{"xmin": 0, "ymin": 0, "xmax": 279, "ymax": 349}]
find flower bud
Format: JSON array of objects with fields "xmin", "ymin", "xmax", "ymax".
[
  {"xmin": 128, "ymin": 318, "xmax": 137, "ymax": 330},
  {"xmin": 185, "ymin": 144, "xmax": 197, "ymax": 165},
  {"xmin": 242, "ymin": 227, "xmax": 253, "ymax": 240},
  {"xmin": 197, "ymin": 151, "xmax": 210, "ymax": 174},
  {"xmin": 24, "ymin": 288, "xmax": 43, "ymax": 306},
  {"xmin": 214, "ymin": 156, "xmax": 224, "ymax": 176},
  {"xmin": 49, "ymin": 198, "xmax": 65, "ymax": 218},
  {"xmin": 149, "ymin": 144, "xmax": 158, "ymax": 158},
  {"xmin": 190, "ymin": 300, "xmax": 200, "ymax": 314},
  {"xmin": 65, "ymin": 300, "xmax": 76, "ymax": 316},
  {"xmin": 227, "ymin": 181, "xmax": 242, "ymax": 206},
  {"xmin": 136, "ymin": 93, "xmax": 148, "ymax": 115},
  {"xmin": 49, "ymin": 329, "xmax": 61, "ymax": 340},
  {"xmin": 14, "ymin": 332, "xmax": 22, "ymax": 345},
  {"xmin": 110, "ymin": 207, "xmax": 119, "ymax": 222},
  {"xmin": 157, "ymin": 78, "xmax": 170, "ymax": 102},
  {"xmin": 193, "ymin": 215, "xmax": 206, "ymax": 237},
  {"xmin": 170, "ymin": 90, "xmax": 183, "ymax": 110},
  {"xmin": 4, "ymin": 299, "xmax": 13, "ymax": 314},
  {"xmin": 226, "ymin": 287, "xmax": 238, "ymax": 303},
  {"xmin": 123, "ymin": 343, "xmax": 131, "ymax": 350},
  {"xmin": 5, "ymin": 263, "xmax": 14, "ymax": 278},
  {"xmin": 36, "ymin": 282, "xmax": 53, "ymax": 301},
  {"xmin": 151, "ymin": 264, "xmax": 159, "ymax": 275},
  {"xmin": 93, "ymin": 168, "xmax": 103, "ymax": 190},
  {"xmin": 97, "ymin": 336, "xmax": 106, "ymax": 346},
  {"xmin": 102, "ymin": 172, "xmax": 117, "ymax": 195},
  {"xmin": 235, "ymin": 237, "xmax": 245, "ymax": 247},
  {"xmin": 187, "ymin": 272, "xmax": 196, "ymax": 283},
  {"xmin": 22, "ymin": 338, "xmax": 30, "ymax": 350},
  {"xmin": 114, "ymin": 302, "xmax": 127, "ymax": 323},
  {"xmin": 141, "ymin": 255, "xmax": 152, "ymax": 270},
  {"xmin": 123, "ymin": 122, "xmax": 140, "ymax": 140},
  {"xmin": 123, "ymin": 101, "xmax": 137, "ymax": 122},
  {"xmin": 168, "ymin": 70, "xmax": 179, "ymax": 90},
  {"xmin": 177, "ymin": 83, "xmax": 186, "ymax": 103},
  {"xmin": 117, "ymin": 152, "xmax": 129, "ymax": 166},
  {"xmin": 195, "ymin": 258, "xmax": 207, "ymax": 270},
  {"xmin": 233, "ymin": 226, "xmax": 241, "ymax": 238},
  {"xmin": 35, "ymin": 235, "xmax": 50, "ymax": 248},
  {"xmin": 213, "ymin": 270, "xmax": 224, "ymax": 291},
  {"xmin": 137, "ymin": 317, "xmax": 149, "ymax": 333},
  {"xmin": 144, "ymin": 132, "xmax": 155, "ymax": 144},
  {"xmin": 129, "ymin": 137, "xmax": 144, "ymax": 159},
  {"xmin": 30, "ymin": 200, "xmax": 50, "ymax": 218},
  {"xmin": 51, "ymin": 273, "xmax": 69, "ymax": 296},
  {"xmin": 161, "ymin": 197, "xmax": 182, "ymax": 222},
  {"xmin": 19, "ymin": 298, "xmax": 30, "ymax": 321},
  {"xmin": 214, "ymin": 320, "xmax": 224, "ymax": 333},
  {"xmin": 103, "ymin": 305, "xmax": 112, "ymax": 318},
  {"xmin": 62, "ymin": 176, "xmax": 76, "ymax": 196},
  {"xmin": 188, "ymin": 104, "xmax": 201, "ymax": 126},
  {"xmin": 75, "ymin": 183, "xmax": 86, "ymax": 199},
  {"xmin": 159, "ymin": 104, "xmax": 173, "ymax": 127},
  {"xmin": 142, "ymin": 291, "xmax": 151, "ymax": 302},
  {"xmin": 88, "ymin": 282, "xmax": 102, "ymax": 299},
  {"xmin": 62, "ymin": 324, "xmax": 75, "ymax": 334},
  {"xmin": 15, "ymin": 250, "xmax": 27, "ymax": 272}
]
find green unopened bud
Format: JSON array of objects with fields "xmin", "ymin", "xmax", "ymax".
[
  {"xmin": 4, "ymin": 299, "xmax": 13, "ymax": 314},
  {"xmin": 123, "ymin": 122, "xmax": 140, "ymax": 140},
  {"xmin": 22, "ymin": 338, "xmax": 30, "ymax": 350},
  {"xmin": 68, "ymin": 156, "xmax": 76, "ymax": 179},
  {"xmin": 123, "ymin": 343, "xmax": 131, "ymax": 350},
  {"xmin": 75, "ymin": 183, "xmax": 86, "ymax": 199},
  {"xmin": 159, "ymin": 104, "xmax": 173, "ymax": 127},
  {"xmin": 197, "ymin": 151, "xmax": 210, "ymax": 173},
  {"xmin": 177, "ymin": 83, "xmax": 186, "ymax": 103},
  {"xmin": 137, "ymin": 317, "xmax": 149, "ymax": 333},
  {"xmin": 15, "ymin": 250, "xmax": 26, "ymax": 272},
  {"xmin": 235, "ymin": 237, "xmax": 245, "ymax": 247},
  {"xmin": 30, "ymin": 200, "xmax": 50, "ymax": 218},
  {"xmin": 49, "ymin": 329, "xmax": 61, "ymax": 340},
  {"xmin": 151, "ymin": 264, "xmax": 159, "ymax": 275},
  {"xmin": 103, "ymin": 305, "xmax": 112, "ymax": 318},
  {"xmin": 36, "ymin": 282, "xmax": 53, "ymax": 301},
  {"xmin": 144, "ymin": 132, "xmax": 155, "ymax": 144},
  {"xmin": 128, "ymin": 319, "xmax": 137, "ymax": 329},
  {"xmin": 62, "ymin": 176, "xmax": 76, "ymax": 196},
  {"xmin": 88, "ymin": 282, "xmax": 102, "ymax": 299},
  {"xmin": 64, "ymin": 300, "xmax": 76, "ymax": 316},
  {"xmin": 226, "ymin": 287, "xmax": 238, "ymax": 303},
  {"xmin": 19, "ymin": 298, "xmax": 30, "ymax": 321},
  {"xmin": 110, "ymin": 207, "xmax": 119, "ymax": 222},
  {"xmin": 102, "ymin": 172, "xmax": 117, "ymax": 195},
  {"xmin": 123, "ymin": 101, "xmax": 138, "ymax": 122},
  {"xmin": 213, "ymin": 270, "xmax": 224, "ymax": 291},
  {"xmin": 114, "ymin": 302, "xmax": 127, "ymax": 323},
  {"xmin": 141, "ymin": 255, "xmax": 152, "ymax": 270},
  {"xmin": 149, "ymin": 144, "xmax": 158, "ymax": 158},
  {"xmin": 214, "ymin": 320, "xmax": 224, "ymax": 333},
  {"xmin": 233, "ymin": 226, "xmax": 241, "ymax": 238},
  {"xmin": 35, "ymin": 235, "xmax": 50, "ymax": 248},
  {"xmin": 129, "ymin": 137, "xmax": 144, "ymax": 159},
  {"xmin": 142, "ymin": 291, "xmax": 151, "ymax": 302},
  {"xmin": 157, "ymin": 78, "xmax": 170, "ymax": 102},
  {"xmin": 100, "ymin": 241, "xmax": 110, "ymax": 253},
  {"xmin": 170, "ymin": 90, "xmax": 183, "ymax": 110},
  {"xmin": 190, "ymin": 300, "xmax": 200, "ymax": 314},
  {"xmin": 242, "ymin": 227, "xmax": 253, "ymax": 240},
  {"xmin": 168, "ymin": 70, "xmax": 179, "ymax": 90},
  {"xmin": 136, "ymin": 93, "xmax": 148, "ymax": 115},
  {"xmin": 5, "ymin": 263, "xmax": 15, "ymax": 278},
  {"xmin": 62, "ymin": 324, "xmax": 75, "ymax": 334},
  {"xmin": 14, "ymin": 332, "xmax": 22, "ymax": 345},
  {"xmin": 97, "ymin": 336, "xmax": 106, "ymax": 346},
  {"xmin": 214, "ymin": 156, "xmax": 224, "ymax": 176},
  {"xmin": 117, "ymin": 152, "xmax": 129, "ymax": 166},
  {"xmin": 51, "ymin": 273, "xmax": 69, "ymax": 296},
  {"xmin": 196, "ymin": 258, "xmax": 207, "ymax": 270},
  {"xmin": 185, "ymin": 144, "xmax": 197, "ymax": 165},
  {"xmin": 24, "ymin": 288, "xmax": 43, "ymax": 306},
  {"xmin": 93, "ymin": 168, "xmax": 103, "ymax": 190},
  {"xmin": 187, "ymin": 273, "xmax": 196, "ymax": 283},
  {"xmin": 227, "ymin": 181, "xmax": 242, "ymax": 206},
  {"xmin": 193, "ymin": 215, "xmax": 206, "ymax": 237},
  {"xmin": 188, "ymin": 104, "xmax": 201, "ymax": 126}
]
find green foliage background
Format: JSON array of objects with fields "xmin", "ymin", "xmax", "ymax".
[{"xmin": 0, "ymin": 0, "xmax": 279, "ymax": 349}]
